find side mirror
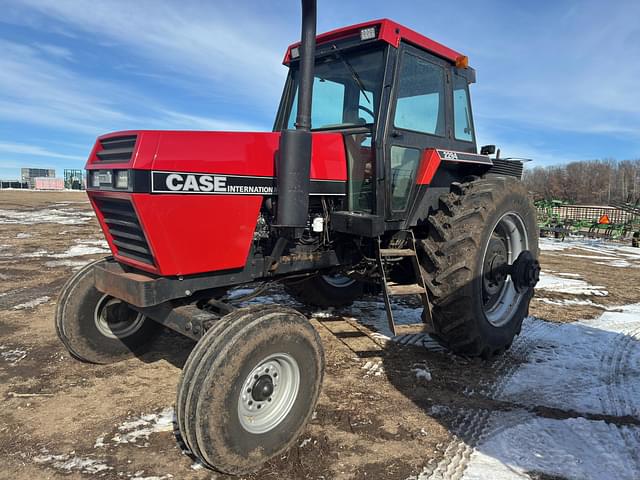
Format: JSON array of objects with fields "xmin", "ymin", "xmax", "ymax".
[{"xmin": 480, "ymin": 145, "xmax": 496, "ymax": 155}]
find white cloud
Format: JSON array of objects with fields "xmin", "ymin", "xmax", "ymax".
[
  {"xmin": 0, "ymin": 36, "xmax": 271, "ymax": 137},
  {"xmin": 155, "ymin": 110, "xmax": 266, "ymax": 132},
  {"xmin": 10, "ymin": 0, "xmax": 288, "ymax": 102},
  {"xmin": 0, "ymin": 142, "xmax": 83, "ymax": 160},
  {"xmin": 33, "ymin": 42, "xmax": 74, "ymax": 61},
  {"xmin": 471, "ymin": 1, "xmax": 640, "ymax": 142}
]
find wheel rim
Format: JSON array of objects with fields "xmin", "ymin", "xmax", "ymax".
[
  {"xmin": 321, "ymin": 274, "xmax": 356, "ymax": 288},
  {"xmin": 481, "ymin": 212, "xmax": 529, "ymax": 327},
  {"xmin": 237, "ymin": 353, "xmax": 300, "ymax": 434},
  {"xmin": 94, "ymin": 294, "xmax": 146, "ymax": 339}
]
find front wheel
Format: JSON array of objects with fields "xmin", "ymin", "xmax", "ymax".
[
  {"xmin": 176, "ymin": 305, "xmax": 325, "ymax": 475},
  {"xmin": 55, "ymin": 258, "xmax": 160, "ymax": 364},
  {"xmin": 419, "ymin": 176, "xmax": 539, "ymax": 357}
]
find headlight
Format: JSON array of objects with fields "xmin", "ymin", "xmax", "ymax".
[{"xmin": 115, "ymin": 170, "xmax": 129, "ymax": 189}]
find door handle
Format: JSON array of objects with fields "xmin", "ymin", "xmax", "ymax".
[{"xmin": 391, "ymin": 129, "xmax": 403, "ymax": 138}]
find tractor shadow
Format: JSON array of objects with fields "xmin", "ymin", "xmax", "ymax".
[{"xmin": 134, "ymin": 327, "xmax": 195, "ymax": 368}]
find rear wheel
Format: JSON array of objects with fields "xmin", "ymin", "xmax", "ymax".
[
  {"xmin": 419, "ymin": 176, "xmax": 539, "ymax": 357},
  {"xmin": 176, "ymin": 305, "xmax": 325, "ymax": 474},
  {"xmin": 55, "ymin": 258, "xmax": 160, "ymax": 364},
  {"xmin": 284, "ymin": 273, "xmax": 364, "ymax": 307}
]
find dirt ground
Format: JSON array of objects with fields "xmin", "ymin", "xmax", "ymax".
[{"xmin": 1, "ymin": 190, "xmax": 639, "ymax": 480}]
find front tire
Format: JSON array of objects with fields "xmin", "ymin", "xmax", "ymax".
[
  {"xmin": 284, "ymin": 274, "xmax": 364, "ymax": 307},
  {"xmin": 55, "ymin": 258, "xmax": 160, "ymax": 364},
  {"xmin": 419, "ymin": 176, "xmax": 539, "ymax": 357},
  {"xmin": 176, "ymin": 305, "xmax": 325, "ymax": 475}
]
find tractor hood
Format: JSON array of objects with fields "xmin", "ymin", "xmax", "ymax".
[{"xmin": 85, "ymin": 130, "xmax": 347, "ymax": 276}]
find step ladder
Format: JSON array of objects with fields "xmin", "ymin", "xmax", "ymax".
[{"xmin": 376, "ymin": 232, "xmax": 434, "ymax": 336}]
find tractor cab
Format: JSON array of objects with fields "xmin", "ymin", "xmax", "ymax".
[{"xmin": 275, "ymin": 19, "xmax": 480, "ymax": 234}]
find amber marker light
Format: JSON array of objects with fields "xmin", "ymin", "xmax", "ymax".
[{"xmin": 456, "ymin": 55, "xmax": 469, "ymax": 69}]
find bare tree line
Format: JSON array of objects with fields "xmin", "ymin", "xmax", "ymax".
[{"xmin": 522, "ymin": 159, "xmax": 640, "ymax": 205}]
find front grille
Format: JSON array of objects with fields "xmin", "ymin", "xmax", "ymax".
[
  {"xmin": 488, "ymin": 159, "xmax": 524, "ymax": 179},
  {"xmin": 96, "ymin": 135, "xmax": 137, "ymax": 163},
  {"xmin": 94, "ymin": 197, "xmax": 155, "ymax": 266}
]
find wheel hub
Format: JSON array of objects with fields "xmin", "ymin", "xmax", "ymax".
[
  {"xmin": 251, "ymin": 375, "xmax": 274, "ymax": 402},
  {"xmin": 238, "ymin": 353, "xmax": 300, "ymax": 434},
  {"xmin": 483, "ymin": 237, "xmax": 509, "ymax": 296},
  {"xmin": 510, "ymin": 250, "xmax": 541, "ymax": 292}
]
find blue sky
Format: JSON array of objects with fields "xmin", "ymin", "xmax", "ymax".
[{"xmin": 1, "ymin": 0, "xmax": 639, "ymax": 179}]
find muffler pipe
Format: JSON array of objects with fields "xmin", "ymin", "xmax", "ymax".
[{"xmin": 274, "ymin": 0, "xmax": 317, "ymax": 235}]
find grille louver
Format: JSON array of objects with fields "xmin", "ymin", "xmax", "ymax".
[
  {"xmin": 94, "ymin": 197, "xmax": 155, "ymax": 266},
  {"xmin": 488, "ymin": 159, "xmax": 524, "ymax": 179},
  {"xmin": 96, "ymin": 135, "xmax": 137, "ymax": 163}
]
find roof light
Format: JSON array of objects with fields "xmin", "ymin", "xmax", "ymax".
[
  {"xmin": 291, "ymin": 46, "xmax": 300, "ymax": 59},
  {"xmin": 360, "ymin": 27, "xmax": 377, "ymax": 41},
  {"xmin": 455, "ymin": 55, "xmax": 469, "ymax": 69}
]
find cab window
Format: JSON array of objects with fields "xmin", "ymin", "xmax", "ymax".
[
  {"xmin": 394, "ymin": 52, "xmax": 445, "ymax": 136},
  {"xmin": 453, "ymin": 74, "xmax": 474, "ymax": 142}
]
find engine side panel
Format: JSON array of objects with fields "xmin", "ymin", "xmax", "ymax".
[{"xmin": 86, "ymin": 130, "xmax": 347, "ymax": 276}]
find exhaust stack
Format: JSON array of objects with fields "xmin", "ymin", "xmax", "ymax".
[{"xmin": 274, "ymin": 0, "xmax": 317, "ymax": 236}]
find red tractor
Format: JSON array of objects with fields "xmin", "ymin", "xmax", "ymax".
[{"xmin": 56, "ymin": 1, "xmax": 540, "ymax": 474}]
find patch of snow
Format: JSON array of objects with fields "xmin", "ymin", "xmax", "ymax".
[
  {"xmin": 497, "ymin": 305, "xmax": 640, "ymax": 418},
  {"xmin": 0, "ymin": 208, "xmax": 93, "ymax": 225},
  {"xmin": 16, "ymin": 232, "xmax": 32, "ymax": 239},
  {"xmin": 0, "ymin": 346, "xmax": 28, "ymax": 365},
  {"xmin": 33, "ymin": 451, "xmax": 112, "ymax": 474},
  {"xmin": 540, "ymin": 237, "xmax": 640, "ymax": 264},
  {"xmin": 596, "ymin": 259, "xmax": 636, "ymax": 268},
  {"xmin": 94, "ymin": 436, "xmax": 105, "ymax": 448},
  {"xmin": 459, "ymin": 413, "xmax": 640, "ymax": 480},
  {"xmin": 112, "ymin": 408, "xmax": 174, "ymax": 446},
  {"xmin": 412, "ymin": 364, "xmax": 432, "ymax": 381},
  {"xmin": 0, "ymin": 273, "xmax": 8, "ymax": 280},
  {"xmin": 51, "ymin": 244, "xmax": 109, "ymax": 258},
  {"xmin": 424, "ymin": 304, "xmax": 640, "ymax": 480},
  {"xmin": 76, "ymin": 238, "xmax": 109, "ymax": 248},
  {"xmin": 13, "ymin": 296, "xmax": 50, "ymax": 310},
  {"xmin": 361, "ymin": 360, "xmax": 384, "ymax": 377},
  {"xmin": 564, "ymin": 253, "xmax": 621, "ymax": 260},
  {"xmin": 21, "ymin": 250, "xmax": 49, "ymax": 258},
  {"xmin": 45, "ymin": 259, "xmax": 89, "ymax": 269},
  {"xmin": 554, "ymin": 272, "xmax": 582, "ymax": 278},
  {"xmin": 130, "ymin": 474, "xmax": 173, "ymax": 480},
  {"xmin": 538, "ymin": 238, "xmax": 573, "ymax": 251},
  {"xmin": 348, "ymin": 299, "xmax": 422, "ymax": 337},
  {"xmin": 535, "ymin": 271, "xmax": 608, "ymax": 296},
  {"xmin": 536, "ymin": 297, "xmax": 620, "ymax": 311},
  {"xmin": 299, "ymin": 437, "xmax": 312, "ymax": 448}
]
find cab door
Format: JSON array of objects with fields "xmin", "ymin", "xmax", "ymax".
[{"xmin": 384, "ymin": 44, "xmax": 452, "ymax": 222}]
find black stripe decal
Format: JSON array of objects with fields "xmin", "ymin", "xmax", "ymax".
[
  {"xmin": 437, "ymin": 150, "xmax": 493, "ymax": 165},
  {"xmin": 150, "ymin": 170, "xmax": 345, "ymax": 196}
]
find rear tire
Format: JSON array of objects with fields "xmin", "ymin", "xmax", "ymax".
[
  {"xmin": 55, "ymin": 258, "xmax": 160, "ymax": 364},
  {"xmin": 284, "ymin": 274, "xmax": 364, "ymax": 307},
  {"xmin": 176, "ymin": 305, "xmax": 325, "ymax": 475},
  {"xmin": 418, "ymin": 176, "xmax": 538, "ymax": 357}
]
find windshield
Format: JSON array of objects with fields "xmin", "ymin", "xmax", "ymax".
[{"xmin": 287, "ymin": 48, "xmax": 385, "ymax": 130}]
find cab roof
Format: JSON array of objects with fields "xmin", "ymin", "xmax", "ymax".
[{"xmin": 284, "ymin": 18, "xmax": 464, "ymax": 65}]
